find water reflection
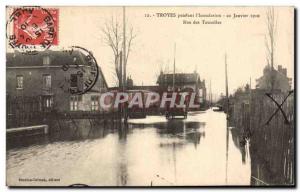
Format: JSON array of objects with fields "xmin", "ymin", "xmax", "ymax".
[
  {"xmin": 230, "ymin": 127, "xmax": 248, "ymax": 164},
  {"xmin": 7, "ymin": 109, "xmax": 250, "ymax": 186}
]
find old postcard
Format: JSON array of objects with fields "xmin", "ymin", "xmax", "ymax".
[{"xmin": 6, "ymin": 6, "xmax": 295, "ymax": 187}]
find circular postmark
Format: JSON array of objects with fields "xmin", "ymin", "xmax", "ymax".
[
  {"xmin": 58, "ymin": 46, "xmax": 99, "ymax": 95},
  {"xmin": 6, "ymin": 6, "xmax": 58, "ymax": 55}
]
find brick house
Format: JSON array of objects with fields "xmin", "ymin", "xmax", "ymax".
[{"xmin": 6, "ymin": 50, "xmax": 108, "ymax": 113}]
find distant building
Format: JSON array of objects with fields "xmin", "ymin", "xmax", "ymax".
[
  {"xmin": 256, "ymin": 65, "xmax": 292, "ymax": 92},
  {"xmin": 6, "ymin": 50, "xmax": 108, "ymax": 112},
  {"xmin": 156, "ymin": 71, "xmax": 207, "ymax": 104},
  {"xmin": 109, "ymin": 71, "xmax": 208, "ymax": 112},
  {"xmin": 126, "ymin": 76, "xmax": 134, "ymax": 88}
]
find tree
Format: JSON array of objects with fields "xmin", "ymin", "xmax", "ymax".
[
  {"xmin": 265, "ymin": 7, "xmax": 277, "ymax": 91},
  {"xmin": 102, "ymin": 13, "xmax": 136, "ymax": 88},
  {"xmin": 244, "ymin": 83, "xmax": 250, "ymax": 92}
]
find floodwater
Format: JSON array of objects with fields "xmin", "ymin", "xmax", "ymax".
[{"xmin": 6, "ymin": 109, "xmax": 251, "ymax": 186}]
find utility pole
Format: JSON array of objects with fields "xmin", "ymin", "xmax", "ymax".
[
  {"xmin": 225, "ymin": 53, "xmax": 229, "ymax": 184},
  {"xmin": 119, "ymin": 51, "xmax": 123, "ymax": 89},
  {"xmin": 209, "ymin": 79, "xmax": 212, "ymax": 107},
  {"xmin": 249, "ymin": 77, "xmax": 252, "ymax": 135},
  {"xmin": 173, "ymin": 43, "xmax": 176, "ymax": 91},
  {"xmin": 119, "ymin": 51, "xmax": 123, "ymax": 118},
  {"xmin": 225, "ymin": 53, "xmax": 229, "ymax": 119},
  {"xmin": 122, "ymin": 6, "xmax": 127, "ymax": 122},
  {"xmin": 123, "ymin": 6, "xmax": 126, "ymax": 90}
]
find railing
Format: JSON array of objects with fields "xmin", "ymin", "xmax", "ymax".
[
  {"xmin": 6, "ymin": 95, "xmax": 53, "ymax": 128},
  {"xmin": 42, "ymin": 87, "xmax": 53, "ymax": 95}
]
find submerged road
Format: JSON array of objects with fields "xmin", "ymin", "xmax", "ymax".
[{"xmin": 7, "ymin": 109, "xmax": 251, "ymax": 186}]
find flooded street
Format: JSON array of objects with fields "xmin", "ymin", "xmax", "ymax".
[{"xmin": 7, "ymin": 109, "xmax": 251, "ymax": 186}]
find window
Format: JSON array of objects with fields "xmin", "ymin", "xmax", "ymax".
[
  {"xmin": 69, "ymin": 73, "xmax": 83, "ymax": 94},
  {"xmin": 46, "ymin": 98, "xmax": 53, "ymax": 108},
  {"xmin": 43, "ymin": 56, "xmax": 50, "ymax": 65},
  {"xmin": 198, "ymin": 89, "xmax": 203, "ymax": 97},
  {"xmin": 16, "ymin": 75, "xmax": 23, "ymax": 89},
  {"xmin": 70, "ymin": 95, "xmax": 82, "ymax": 111},
  {"xmin": 70, "ymin": 74, "xmax": 79, "ymax": 94},
  {"xmin": 42, "ymin": 74, "xmax": 51, "ymax": 89},
  {"xmin": 42, "ymin": 96, "xmax": 53, "ymax": 110},
  {"xmin": 70, "ymin": 74, "xmax": 78, "ymax": 88},
  {"xmin": 91, "ymin": 96, "xmax": 99, "ymax": 111}
]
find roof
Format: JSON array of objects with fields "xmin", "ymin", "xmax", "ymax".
[
  {"xmin": 6, "ymin": 50, "xmax": 108, "ymax": 88},
  {"xmin": 6, "ymin": 50, "xmax": 87, "ymax": 67},
  {"xmin": 108, "ymin": 85, "xmax": 162, "ymax": 92},
  {"xmin": 157, "ymin": 73, "xmax": 199, "ymax": 84},
  {"xmin": 255, "ymin": 70, "xmax": 291, "ymax": 93},
  {"xmin": 129, "ymin": 85, "xmax": 161, "ymax": 91}
]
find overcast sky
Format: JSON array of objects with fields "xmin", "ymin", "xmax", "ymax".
[{"xmin": 7, "ymin": 6, "xmax": 294, "ymax": 97}]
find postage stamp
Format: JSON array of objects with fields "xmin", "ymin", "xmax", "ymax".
[{"xmin": 6, "ymin": 6, "xmax": 58, "ymax": 54}]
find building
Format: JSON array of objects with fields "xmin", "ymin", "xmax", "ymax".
[
  {"xmin": 6, "ymin": 50, "xmax": 108, "ymax": 113},
  {"xmin": 256, "ymin": 65, "xmax": 292, "ymax": 92},
  {"xmin": 126, "ymin": 76, "xmax": 134, "ymax": 88},
  {"xmin": 156, "ymin": 71, "xmax": 207, "ymax": 105}
]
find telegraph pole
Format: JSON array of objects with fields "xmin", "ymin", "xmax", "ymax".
[
  {"xmin": 209, "ymin": 79, "xmax": 212, "ymax": 107},
  {"xmin": 119, "ymin": 51, "xmax": 123, "ymax": 89},
  {"xmin": 225, "ymin": 53, "xmax": 229, "ymax": 119},
  {"xmin": 119, "ymin": 51, "xmax": 123, "ymax": 118},
  {"xmin": 123, "ymin": 6, "xmax": 127, "ymax": 122},
  {"xmin": 123, "ymin": 6, "xmax": 126, "ymax": 89},
  {"xmin": 225, "ymin": 53, "xmax": 229, "ymax": 184},
  {"xmin": 173, "ymin": 43, "xmax": 176, "ymax": 91},
  {"xmin": 249, "ymin": 77, "xmax": 252, "ymax": 135}
]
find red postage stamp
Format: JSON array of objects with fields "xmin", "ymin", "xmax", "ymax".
[{"xmin": 7, "ymin": 7, "xmax": 59, "ymax": 54}]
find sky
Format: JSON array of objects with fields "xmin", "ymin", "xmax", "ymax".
[{"xmin": 6, "ymin": 6, "xmax": 294, "ymax": 97}]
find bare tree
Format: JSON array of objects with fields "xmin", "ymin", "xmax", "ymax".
[
  {"xmin": 265, "ymin": 7, "xmax": 277, "ymax": 91},
  {"xmin": 102, "ymin": 15, "xmax": 136, "ymax": 87}
]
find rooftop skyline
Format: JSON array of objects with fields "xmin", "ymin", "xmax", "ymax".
[{"xmin": 6, "ymin": 6, "xmax": 294, "ymax": 96}]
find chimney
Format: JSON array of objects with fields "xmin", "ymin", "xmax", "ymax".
[
  {"xmin": 278, "ymin": 65, "xmax": 283, "ymax": 73},
  {"xmin": 283, "ymin": 68, "xmax": 287, "ymax": 76}
]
